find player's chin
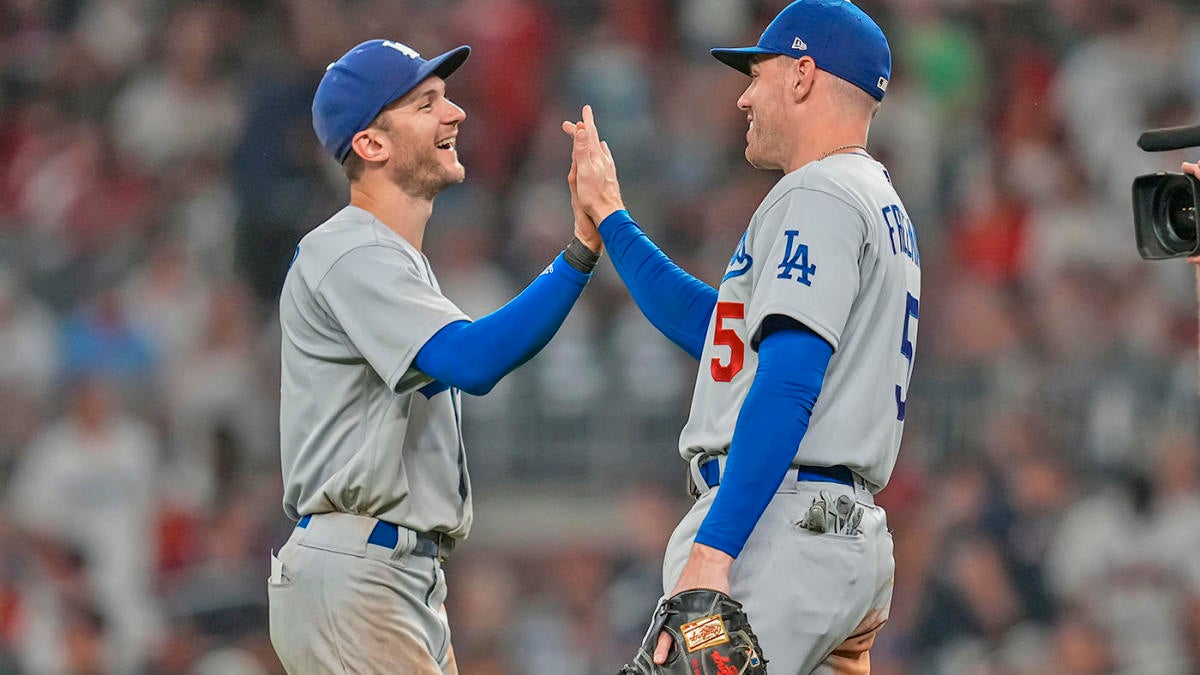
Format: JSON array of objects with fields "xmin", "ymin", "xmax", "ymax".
[
  {"xmin": 435, "ymin": 159, "xmax": 465, "ymax": 184},
  {"xmin": 434, "ymin": 165, "xmax": 465, "ymax": 192},
  {"xmin": 744, "ymin": 148, "xmax": 768, "ymax": 170},
  {"xmin": 744, "ymin": 145, "xmax": 782, "ymax": 172}
]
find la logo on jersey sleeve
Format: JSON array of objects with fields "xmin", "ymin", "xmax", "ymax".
[{"xmin": 776, "ymin": 230, "xmax": 817, "ymax": 286}]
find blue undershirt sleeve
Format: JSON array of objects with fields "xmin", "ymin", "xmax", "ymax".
[
  {"xmin": 597, "ymin": 210, "xmax": 717, "ymax": 360},
  {"xmin": 414, "ymin": 252, "xmax": 590, "ymax": 396},
  {"xmin": 693, "ymin": 322, "xmax": 833, "ymax": 558}
]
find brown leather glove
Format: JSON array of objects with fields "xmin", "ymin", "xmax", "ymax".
[{"xmin": 618, "ymin": 589, "xmax": 768, "ymax": 674}]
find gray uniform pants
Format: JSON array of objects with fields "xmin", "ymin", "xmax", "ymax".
[
  {"xmin": 268, "ymin": 512, "xmax": 457, "ymax": 674},
  {"xmin": 663, "ymin": 473, "xmax": 894, "ymax": 674}
]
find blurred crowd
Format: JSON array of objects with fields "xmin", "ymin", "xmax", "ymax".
[{"xmin": 2, "ymin": 0, "xmax": 1200, "ymax": 673}]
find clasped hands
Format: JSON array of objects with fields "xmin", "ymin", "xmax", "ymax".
[{"xmin": 562, "ymin": 105, "xmax": 625, "ymax": 254}]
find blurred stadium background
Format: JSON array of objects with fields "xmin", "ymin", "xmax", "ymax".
[{"xmin": 3, "ymin": 0, "xmax": 1200, "ymax": 672}]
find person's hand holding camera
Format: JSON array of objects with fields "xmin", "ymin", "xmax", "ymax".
[{"xmin": 1186, "ymin": 161, "xmax": 1200, "ymax": 265}]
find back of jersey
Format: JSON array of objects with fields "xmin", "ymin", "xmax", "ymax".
[
  {"xmin": 803, "ymin": 153, "xmax": 921, "ymax": 489},
  {"xmin": 679, "ymin": 153, "xmax": 921, "ymax": 491}
]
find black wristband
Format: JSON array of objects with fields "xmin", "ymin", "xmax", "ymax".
[{"xmin": 563, "ymin": 237, "xmax": 601, "ymax": 274}]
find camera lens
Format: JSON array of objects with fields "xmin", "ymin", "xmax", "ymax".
[
  {"xmin": 1133, "ymin": 172, "xmax": 1200, "ymax": 259},
  {"xmin": 1161, "ymin": 182, "xmax": 1198, "ymax": 245}
]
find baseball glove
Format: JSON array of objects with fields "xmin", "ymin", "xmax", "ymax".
[{"xmin": 617, "ymin": 589, "xmax": 767, "ymax": 674}]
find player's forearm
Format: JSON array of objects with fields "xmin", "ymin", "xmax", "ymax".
[
  {"xmin": 597, "ymin": 210, "xmax": 717, "ymax": 359},
  {"xmin": 414, "ymin": 252, "xmax": 590, "ymax": 395},
  {"xmin": 695, "ymin": 326, "xmax": 832, "ymax": 557}
]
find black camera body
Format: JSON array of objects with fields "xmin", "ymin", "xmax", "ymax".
[{"xmin": 1133, "ymin": 124, "xmax": 1200, "ymax": 260}]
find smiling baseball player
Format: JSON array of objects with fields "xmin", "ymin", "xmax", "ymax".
[
  {"xmin": 269, "ymin": 39, "xmax": 601, "ymax": 674},
  {"xmin": 567, "ymin": 1, "xmax": 919, "ymax": 672}
]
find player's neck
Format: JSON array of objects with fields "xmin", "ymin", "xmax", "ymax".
[
  {"xmin": 350, "ymin": 183, "xmax": 434, "ymax": 251},
  {"xmin": 785, "ymin": 135, "xmax": 869, "ymax": 173},
  {"xmin": 783, "ymin": 116, "xmax": 870, "ymax": 173}
]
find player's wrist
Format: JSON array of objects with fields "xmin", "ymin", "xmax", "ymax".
[
  {"xmin": 563, "ymin": 236, "xmax": 601, "ymax": 274},
  {"xmin": 597, "ymin": 207, "xmax": 633, "ymax": 231},
  {"xmin": 572, "ymin": 225, "xmax": 603, "ymax": 254},
  {"xmin": 592, "ymin": 202, "xmax": 624, "ymax": 225}
]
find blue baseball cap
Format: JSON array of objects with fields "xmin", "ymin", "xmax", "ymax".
[
  {"xmin": 313, "ymin": 40, "xmax": 471, "ymax": 163},
  {"xmin": 711, "ymin": 0, "xmax": 891, "ymax": 101}
]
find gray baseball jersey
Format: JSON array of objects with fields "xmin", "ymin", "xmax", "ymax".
[
  {"xmin": 278, "ymin": 205, "xmax": 473, "ymax": 537},
  {"xmin": 678, "ymin": 153, "xmax": 921, "ymax": 491}
]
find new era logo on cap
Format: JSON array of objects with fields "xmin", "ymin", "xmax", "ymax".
[
  {"xmin": 792, "ymin": 37, "xmax": 807, "ymax": 50},
  {"xmin": 877, "ymin": 77, "xmax": 888, "ymax": 92}
]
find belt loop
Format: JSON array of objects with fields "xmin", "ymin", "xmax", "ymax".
[
  {"xmin": 688, "ymin": 453, "xmax": 711, "ymax": 498},
  {"xmin": 389, "ymin": 526, "xmax": 415, "ymax": 562},
  {"xmin": 852, "ymin": 472, "xmax": 874, "ymax": 505},
  {"xmin": 435, "ymin": 533, "xmax": 450, "ymax": 563}
]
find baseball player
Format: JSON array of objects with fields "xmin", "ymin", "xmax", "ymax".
[
  {"xmin": 567, "ymin": 1, "xmax": 918, "ymax": 672},
  {"xmin": 269, "ymin": 40, "xmax": 601, "ymax": 674}
]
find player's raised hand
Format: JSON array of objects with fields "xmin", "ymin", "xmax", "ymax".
[
  {"xmin": 561, "ymin": 105, "xmax": 625, "ymax": 224},
  {"xmin": 568, "ymin": 153, "xmax": 603, "ymax": 253}
]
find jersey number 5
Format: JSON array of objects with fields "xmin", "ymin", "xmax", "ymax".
[
  {"xmin": 710, "ymin": 301, "xmax": 745, "ymax": 382},
  {"xmin": 895, "ymin": 293, "xmax": 919, "ymax": 421}
]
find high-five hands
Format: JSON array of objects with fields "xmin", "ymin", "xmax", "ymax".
[
  {"xmin": 562, "ymin": 105, "xmax": 626, "ymax": 227},
  {"xmin": 568, "ymin": 152, "xmax": 603, "ymax": 253}
]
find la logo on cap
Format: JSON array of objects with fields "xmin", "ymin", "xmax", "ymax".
[
  {"xmin": 792, "ymin": 37, "xmax": 808, "ymax": 50},
  {"xmin": 382, "ymin": 40, "xmax": 420, "ymax": 59}
]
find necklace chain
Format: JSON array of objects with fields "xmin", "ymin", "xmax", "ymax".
[{"xmin": 820, "ymin": 144, "xmax": 868, "ymax": 160}]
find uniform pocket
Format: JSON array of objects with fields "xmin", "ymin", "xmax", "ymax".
[
  {"xmin": 791, "ymin": 488, "xmax": 869, "ymax": 540},
  {"xmin": 791, "ymin": 522, "xmax": 868, "ymax": 543}
]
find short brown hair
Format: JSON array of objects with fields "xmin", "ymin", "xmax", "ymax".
[{"xmin": 828, "ymin": 74, "xmax": 882, "ymax": 120}]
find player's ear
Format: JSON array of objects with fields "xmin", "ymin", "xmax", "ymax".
[
  {"xmin": 350, "ymin": 127, "xmax": 390, "ymax": 165},
  {"xmin": 790, "ymin": 56, "xmax": 816, "ymax": 103}
]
